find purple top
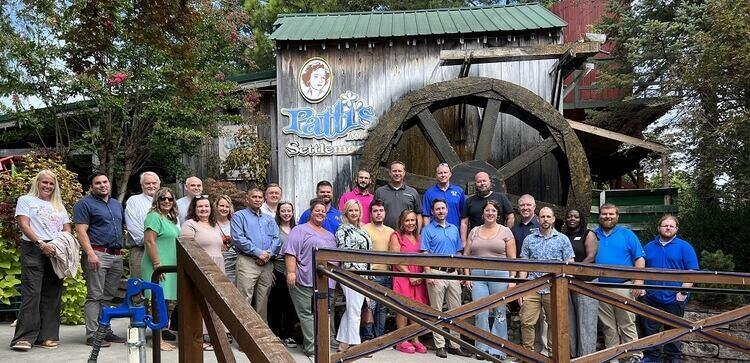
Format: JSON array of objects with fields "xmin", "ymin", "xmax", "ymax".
[{"xmin": 281, "ymin": 223, "xmax": 337, "ymax": 288}]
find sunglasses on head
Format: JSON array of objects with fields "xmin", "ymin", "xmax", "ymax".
[
  {"xmin": 159, "ymin": 196, "xmax": 175, "ymax": 201},
  {"xmin": 194, "ymin": 194, "xmax": 210, "ymax": 200}
]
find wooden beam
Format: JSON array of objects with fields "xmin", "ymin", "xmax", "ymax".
[
  {"xmin": 474, "ymin": 99, "xmax": 502, "ymax": 161},
  {"xmin": 416, "ymin": 109, "xmax": 462, "ymax": 167},
  {"xmin": 440, "ymin": 42, "xmax": 601, "ymax": 66},
  {"xmin": 496, "ymin": 137, "xmax": 558, "ymax": 180},
  {"xmin": 567, "ymin": 119, "xmax": 670, "ymax": 154},
  {"xmin": 178, "ymin": 264, "xmax": 205, "ymax": 362},
  {"xmin": 550, "ymin": 278, "xmax": 571, "ymax": 362}
]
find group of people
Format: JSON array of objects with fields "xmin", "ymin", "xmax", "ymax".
[{"xmin": 9, "ymin": 162, "xmax": 698, "ymax": 363}]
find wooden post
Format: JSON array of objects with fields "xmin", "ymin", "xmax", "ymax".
[
  {"xmin": 178, "ymin": 264, "xmax": 204, "ymax": 362},
  {"xmin": 314, "ymin": 255, "xmax": 330, "ymax": 363},
  {"xmin": 550, "ymin": 276, "xmax": 571, "ymax": 362}
]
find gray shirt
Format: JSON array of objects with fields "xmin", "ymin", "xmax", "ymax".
[
  {"xmin": 374, "ymin": 183, "xmax": 422, "ymax": 230},
  {"xmin": 124, "ymin": 193, "xmax": 152, "ymax": 247},
  {"xmin": 176, "ymin": 196, "xmax": 192, "ymax": 225}
]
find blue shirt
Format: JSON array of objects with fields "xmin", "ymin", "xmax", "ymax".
[
  {"xmin": 298, "ymin": 207, "xmax": 341, "ymax": 235},
  {"xmin": 422, "ymin": 183, "xmax": 465, "ymax": 227},
  {"xmin": 595, "ymin": 225, "xmax": 645, "ymax": 283},
  {"xmin": 520, "ymin": 228, "xmax": 575, "ymax": 294},
  {"xmin": 643, "ymin": 236, "xmax": 699, "ymax": 304},
  {"xmin": 420, "ymin": 220, "xmax": 462, "ymax": 255},
  {"xmin": 73, "ymin": 194, "xmax": 124, "ymax": 248},
  {"xmin": 231, "ymin": 207, "xmax": 280, "ymax": 257}
]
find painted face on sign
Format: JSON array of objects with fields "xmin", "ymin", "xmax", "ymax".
[{"xmin": 310, "ymin": 68, "xmax": 328, "ymax": 92}]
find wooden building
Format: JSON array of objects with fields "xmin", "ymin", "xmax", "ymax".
[{"xmin": 268, "ymin": 3, "xmax": 595, "ymax": 213}]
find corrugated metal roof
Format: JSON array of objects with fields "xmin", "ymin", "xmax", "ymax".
[{"xmin": 270, "ymin": 3, "xmax": 566, "ymax": 42}]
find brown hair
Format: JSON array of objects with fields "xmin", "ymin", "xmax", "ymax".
[
  {"xmin": 658, "ymin": 214, "xmax": 679, "ymax": 227},
  {"xmin": 301, "ymin": 62, "xmax": 329, "ymax": 87},
  {"xmin": 397, "ymin": 209, "xmax": 419, "ymax": 238},
  {"xmin": 150, "ymin": 188, "xmax": 178, "ymax": 224},
  {"xmin": 187, "ymin": 195, "xmax": 216, "ymax": 227},
  {"xmin": 275, "ymin": 201, "xmax": 296, "ymax": 228}
]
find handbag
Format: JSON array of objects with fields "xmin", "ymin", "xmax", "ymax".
[{"xmin": 360, "ymin": 304, "xmax": 374, "ymax": 326}]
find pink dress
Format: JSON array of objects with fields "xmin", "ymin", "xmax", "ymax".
[{"xmin": 391, "ymin": 232, "xmax": 429, "ymax": 304}]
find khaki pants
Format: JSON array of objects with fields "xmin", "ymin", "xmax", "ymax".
[
  {"xmin": 426, "ymin": 270, "xmax": 461, "ymax": 349},
  {"xmin": 236, "ymin": 254, "xmax": 274, "ymax": 322},
  {"xmin": 598, "ymin": 287, "xmax": 642, "ymax": 358},
  {"xmin": 519, "ymin": 292, "xmax": 552, "ymax": 353}
]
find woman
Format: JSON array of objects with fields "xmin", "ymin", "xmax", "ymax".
[
  {"xmin": 142, "ymin": 187, "xmax": 179, "ymax": 351},
  {"xmin": 11, "ymin": 170, "xmax": 71, "ymax": 351},
  {"xmin": 214, "ymin": 195, "xmax": 236, "ymax": 284},
  {"xmin": 388, "ymin": 209, "xmax": 428, "ymax": 354},
  {"xmin": 270, "ymin": 201, "xmax": 299, "ymax": 348},
  {"xmin": 564, "ymin": 208, "xmax": 598, "ymax": 357},
  {"xmin": 334, "ymin": 199, "xmax": 372, "ymax": 352},
  {"xmin": 281, "ymin": 198, "xmax": 337, "ymax": 357},
  {"xmin": 180, "ymin": 195, "xmax": 226, "ymax": 351},
  {"xmin": 464, "ymin": 200, "xmax": 516, "ymax": 360}
]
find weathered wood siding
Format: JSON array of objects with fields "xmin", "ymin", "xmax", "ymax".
[{"xmin": 276, "ymin": 32, "xmax": 564, "ymax": 215}]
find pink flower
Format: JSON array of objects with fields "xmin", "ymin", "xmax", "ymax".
[
  {"xmin": 214, "ymin": 72, "xmax": 225, "ymax": 81},
  {"xmin": 107, "ymin": 72, "xmax": 128, "ymax": 85}
]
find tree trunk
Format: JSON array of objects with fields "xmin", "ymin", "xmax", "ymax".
[
  {"xmin": 117, "ymin": 157, "xmax": 134, "ymax": 203},
  {"xmin": 694, "ymin": 92, "xmax": 720, "ymax": 205}
]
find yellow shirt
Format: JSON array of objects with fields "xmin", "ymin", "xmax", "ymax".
[{"xmin": 363, "ymin": 223, "xmax": 395, "ymax": 271}]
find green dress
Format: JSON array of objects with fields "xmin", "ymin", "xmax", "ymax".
[{"xmin": 142, "ymin": 211, "xmax": 179, "ymax": 300}]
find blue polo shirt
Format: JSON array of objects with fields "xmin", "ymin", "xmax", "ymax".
[
  {"xmin": 422, "ymin": 183, "xmax": 465, "ymax": 227},
  {"xmin": 73, "ymin": 193, "xmax": 124, "ymax": 248},
  {"xmin": 594, "ymin": 225, "xmax": 645, "ymax": 283},
  {"xmin": 420, "ymin": 220, "xmax": 462, "ymax": 255},
  {"xmin": 298, "ymin": 206, "xmax": 342, "ymax": 235},
  {"xmin": 643, "ymin": 236, "xmax": 699, "ymax": 304}
]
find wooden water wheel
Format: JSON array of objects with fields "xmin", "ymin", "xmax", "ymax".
[{"xmin": 359, "ymin": 76, "xmax": 592, "ymax": 215}]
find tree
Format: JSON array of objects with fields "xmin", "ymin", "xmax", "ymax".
[
  {"xmin": 597, "ymin": 0, "xmax": 750, "ymax": 203},
  {"xmin": 0, "ymin": 0, "xmax": 258, "ymax": 201}
]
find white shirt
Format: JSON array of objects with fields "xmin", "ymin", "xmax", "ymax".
[
  {"xmin": 261, "ymin": 203, "xmax": 276, "ymax": 218},
  {"xmin": 15, "ymin": 195, "xmax": 69, "ymax": 241},
  {"xmin": 124, "ymin": 193, "xmax": 153, "ymax": 247},
  {"xmin": 177, "ymin": 196, "xmax": 192, "ymax": 225}
]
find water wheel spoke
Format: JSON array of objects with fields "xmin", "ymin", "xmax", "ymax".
[
  {"xmin": 417, "ymin": 109, "xmax": 462, "ymax": 167},
  {"xmin": 474, "ymin": 99, "xmax": 503, "ymax": 161},
  {"xmin": 496, "ymin": 137, "xmax": 559, "ymax": 180}
]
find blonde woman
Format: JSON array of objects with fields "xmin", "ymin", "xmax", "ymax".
[
  {"xmin": 11, "ymin": 170, "xmax": 71, "ymax": 351},
  {"xmin": 334, "ymin": 199, "xmax": 372, "ymax": 352},
  {"xmin": 213, "ymin": 195, "xmax": 236, "ymax": 284},
  {"xmin": 142, "ymin": 187, "xmax": 179, "ymax": 351}
]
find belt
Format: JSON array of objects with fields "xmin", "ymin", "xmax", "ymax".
[
  {"xmin": 434, "ymin": 267, "xmax": 457, "ymax": 273},
  {"xmin": 92, "ymin": 246, "xmax": 123, "ymax": 255}
]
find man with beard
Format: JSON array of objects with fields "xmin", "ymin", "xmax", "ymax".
[
  {"xmin": 639, "ymin": 215, "xmax": 697, "ymax": 363},
  {"xmin": 517, "ymin": 207, "xmax": 574, "ymax": 356},
  {"xmin": 298, "ymin": 180, "xmax": 341, "ymax": 234},
  {"xmin": 177, "ymin": 176, "xmax": 203, "ymax": 224},
  {"xmin": 374, "ymin": 161, "xmax": 422, "ymax": 231},
  {"xmin": 73, "ymin": 173, "xmax": 127, "ymax": 346},
  {"xmin": 261, "ymin": 183, "xmax": 282, "ymax": 217},
  {"xmin": 338, "ymin": 170, "xmax": 374, "ymax": 224},
  {"xmin": 460, "ymin": 171, "xmax": 514, "ymax": 248},
  {"xmin": 595, "ymin": 203, "xmax": 645, "ymax": 363},
  {"xmin": 422, "ymin": 163, "xmax": 465, "ymax": 228},
  {"xmin": 124, "ymin": 171, "xmax": 160, "ymax": 279}
]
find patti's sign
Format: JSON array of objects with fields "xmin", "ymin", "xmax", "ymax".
[{"xmin": 281, "ymin": 91, "xmax": 374, "ymax": 141}]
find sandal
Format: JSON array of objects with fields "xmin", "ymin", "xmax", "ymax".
[
  {"xmin": 395, "ymin": 341, "xmax": 415, "ymax": 354},
  {"xmin": 34, "ymin": 340, "xmax": 59, "ymax": 349},
  {"xmin": 203, "ymin": 342, "xmax": 214, "ymax": 351},
  {"xmin": 11, "ymin": 340, "xmax": 32, "ymax": 351},
  {"xmin": 412, "ymin": 341, "xmax": 427, "ymax": 354},
  {"xmin": 160, "ymin": 341, "xmax": 175, "ymax": 351}
]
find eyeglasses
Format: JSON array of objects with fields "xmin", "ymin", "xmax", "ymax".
[
  {"xmin": 659, "ymin": 225, "xmax": 677, "ymax": 229},
  {"xmin": 159, "ymin": 196, "xmax": 175, "ymax": 202}
]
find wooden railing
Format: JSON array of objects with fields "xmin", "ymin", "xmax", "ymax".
[
  {"xmin": 313, "ymin": 249, "xmax": 750, "ymax": 363},
  {"xmin": 176, "ymin": 238, "xmax": 295, "ymax": 363}
]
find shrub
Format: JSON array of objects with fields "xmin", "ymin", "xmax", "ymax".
[
  {"xmin": 693, "ymin": 250, "xmax": 748, "ymax": 307},
  {"xmin": 203, "ymin": 178, "xmax": 247, "ymax": 210},
  {"xmin": 0, "ymin": 151, "xmax": 86, "ymax": 323}
]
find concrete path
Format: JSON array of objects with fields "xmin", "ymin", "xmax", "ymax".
[{"xmin": 0, "ymin": 319, "xmax": 477, "ymax": 363}]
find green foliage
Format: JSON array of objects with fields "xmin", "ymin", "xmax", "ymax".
[
  {"xmin": 693, "ymin": 250, "xmax": 748, "ymax": 307},
  {"xmin": 0, "ymin": 1, "xmax": 258, "ymax": 201},
  {"xmin": 221, "ymin": 125, "xmax": 270, "ymax": 188},
  {"xmin": 0, "ymin": 152, "xmax": 85, "ymax": 321}
]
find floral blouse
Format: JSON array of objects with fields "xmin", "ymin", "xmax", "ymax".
[{"xmin": 335, "ymin": 223, "xmax": 372, "ymax": 271}]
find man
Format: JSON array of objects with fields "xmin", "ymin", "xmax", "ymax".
[
  {"xmin": 261, "ymin": 183, "xmax": 282, "ymax": 217},
  {"xmin": 422, "ymin": 163, "xmax": 465, "ymax": 228},
  {"xmin": 517, "ymin": 207, "xmax": 575, "ymax": 356},
  {"xmin": 231, "ymin": 188, "xmax": 281, "ymax": 323},
  {"xmin": 639, "ymin": 215, "xmax": 698, "ymax": 363},
  {"xmin": 361, "ymin": 199, "xmax": 395, "ymax": 339},
  {"xmin": 511, "ymin": 194, "xmax": 540, "ymax": 253},
  {"xmin": 420, "ymin": 199, "xmax": 472, "ymax": 359},
  {"xmin": 73, "ymin": 173, "xmax": 127, "ymax": 347},
  {"xmin": 595, "ymin": 203, "xmax": 645, "ymax": 363},
  {"xmin": 124, "ymin": 171, "xmax": 160, "ymax": 279},
  {"xmin": 374, "ymin": 161, "xmax": 422, "ymax": 231},
  {"xmin": 299, "ymin": 180, "xmax": 341, "ymax": 234},
  {"xmin": 338, "ymin": 170, "xmax": 374, "ymax": 224},
  {"xmin": 177, "ymin": 176, "xmax": 203, "ymax": 224},
  {"xmin": 460, "ymin": 171, "xmax": 514, "ymax": 247}
]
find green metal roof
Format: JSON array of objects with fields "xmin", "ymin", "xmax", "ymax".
[{"xmin": 270, "ymin": 3, "xmax": 566, "ymax": 42}]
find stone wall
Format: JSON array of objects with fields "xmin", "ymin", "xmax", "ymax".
[{"xmin": 681, "ymin": 304, "xmax": 750, "ymax": 362}]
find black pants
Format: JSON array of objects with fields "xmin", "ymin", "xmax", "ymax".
[
  {"xmin": 267, "ymin": 269, "xmax": 300, "ymax": 341},
  {"xmin": 639, "ymin": 294, "xmax": 686, "ymax": 362},
  {"xmin": 11, "ymin": 241, "xmax": 63, "ymax": 345}
]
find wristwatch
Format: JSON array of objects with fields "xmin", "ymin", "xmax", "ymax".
[{"xmin": 34, "ymin": 239, "xmax": 44, "ymax": 247}]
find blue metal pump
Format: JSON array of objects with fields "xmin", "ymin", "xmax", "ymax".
[{"xmin": 88, "ymin": 278, "xmax": 169, "ymax": 363}]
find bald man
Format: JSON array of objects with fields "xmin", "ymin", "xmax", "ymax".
[
  {"xmin": 460, "ymin": 171, "xmax": 514, "ymax": 247},
  {"xmin": 177, "ymin": 176, "xmax": 203, "ymax": 224}
]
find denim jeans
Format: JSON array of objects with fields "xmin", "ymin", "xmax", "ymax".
[
  {"xmin": 361, "ymin": 275, "xmax": 391, "ymax": 339},
  {"xmin": 639, "ymin": 294, "xmax": 686, "ymax": 362},
  {"xmin": 471, "ymin": 269, "xmax": 509, "ymax": 357}
]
